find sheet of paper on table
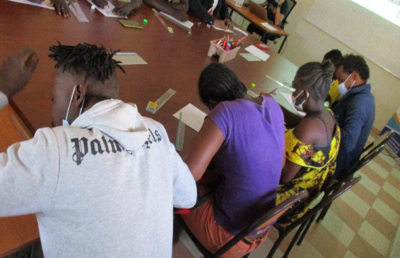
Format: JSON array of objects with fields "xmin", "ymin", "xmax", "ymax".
[
  {"xmin": 9, "ymin": 0, "xmax": 54, "ymax": 10},
  {"xmin": 160, "ymin": 12, "xmax": 194, "ymax": 30},
  {"xmin": 273, "ymin": 91, "xmax": 306, "ymax": 117},
  {"xmin": 245, "ymin": 45, "xmax": 270, "ymax": 61},
  {"xmin": 212, "ymin": 25, "xmax": 248, "ymax": 36},
  {"xmin": 240, "ymin": 53, "xmax": 262, "ymax": 62},
  {"xmin": 113, "ymin": 53, "xmax": 147, "ymax": 65},
  {"xmin": 261, "ymin": 22, "xmax": 278, "ymax": 31},
  {"xmin": 173, "ymin": 104, "xmax": 207, "ymax": 132},
  {"xmin": 87, "ymin": 0, "xmax": 127, "ymax": 18}
]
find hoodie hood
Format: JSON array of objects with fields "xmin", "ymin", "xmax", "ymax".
[{"xmin": 71, "ymin": 99, "xmax": 149, "ymax": 150}]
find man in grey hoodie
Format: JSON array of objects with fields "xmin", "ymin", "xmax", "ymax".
[{"xmin": 0, "ymin": 43, "xmax": 197, "ymax": 257}]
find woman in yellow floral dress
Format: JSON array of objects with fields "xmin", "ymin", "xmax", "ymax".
[{"xmin": 276, "ymin": 61, "xmax": 341, "ymax": 222}]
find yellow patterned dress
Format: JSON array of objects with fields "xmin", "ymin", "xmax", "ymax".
[{"xmin": 276, "ymin": 116, "xmax": 341, "ymax": 222}]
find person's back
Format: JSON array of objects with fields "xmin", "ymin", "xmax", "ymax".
[
  {"xmin": 208, "ymin": 96, "xmax": 284, "ymax": 233},
  {"xmin": 0, "ymin": 44, "xmax": 197, "ymax": 257},
  {"xmin": 332, "ymin": 55, "xmax": 375, "ymax": 179}
]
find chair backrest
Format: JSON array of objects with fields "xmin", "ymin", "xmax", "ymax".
[
  {"xmin": 283, "ymin": 175, "xmax": 361, "ymax": 232},
  {"xmin": 213, "ymin": 191, "xmax": 308, "ymax": 257},
  {"xmin": 281, "ymin": 0, "xmax": 297, "ymax": 27},
  {"xmin": 362, "ymin": 130, "xmax": 394, "ymax": 156}
]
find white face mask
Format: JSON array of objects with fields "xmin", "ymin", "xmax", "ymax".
[
  {"xmin": 338, "ymin": 73, "xmax": 355, "ymax": 96},
  {"xmin": 62, "ymin": 85, "xmax": 86, "ymax": 126},
  {"xmin": 292, "ymin": 90, "xmax": 309, "ymax": 111}
]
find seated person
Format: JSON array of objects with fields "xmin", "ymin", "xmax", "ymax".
[
  {"xmin": 247, "ymin": 0, "xmax": 290, "ymax": 43},
  {"xmin": 189, "ymin": 0, "xmax": 232, "ymax": 29},
  {"xmin": 323, "ymin": 49, "xmax": 343, "ymax": 107},
  {"xmin": 28, "ymin": 0, "xmax": 71, "ymax": 17},
  {"xmin": 144, "ymin": 0, "xmax": 189, "ymax": 21},
  {"xmin": 180, "ymin": 63, "xmax": 285, "ymax": 257},
  {"xmin": 0, "ymin": 43, "xmax": 197, "ymax": 257},
  {"xmin": 276, "ymin": 61, "xmax": 341, "ymax": 222},
  {"xmin": 332, "ymin": 55, "xmax": 375, "ymax": 180}
]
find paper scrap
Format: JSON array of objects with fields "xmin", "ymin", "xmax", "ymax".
[
  {"xmin": 245, "ymin": 45, "xmax": 270, "ymax": 61},
  {"xmin": 160, "ymin": 12, "xmax": 194, "ymax": 30},
  {"xmin": 173, "ymin": 104, "xmax": 207, "ymax": 132},
  {"xmin": 9, "ymin": 0, "xmax": 54, "ymax": 10},
  {"xmin": 246, "ymin": 90, "xmax": 259, "ymax": 98},
  {"xmin": 240, "ymin": 53, "xmax": 262, "ymax": 62},
  {"xmin": 212, "ymin": 25, "xmax": 235, "ymax": 34},
  {"xmin": 87, "ymin": 0, "xmax": 127, "ymax": 18},
  {"xmin": 265, "ymin": 75, "xmax": 295, "ymax": 92},
  {"xmin": 113, "ymin": 53, "xmax": 147, "ymax": 65},
  {"xmin": 273, "ymin": 91, "xmax": 305, "ymax": 117},
  {"xmin": 233, "ymin": 26, "xmax": 248, "ymax": 36},
  {"xmin": 261, "ymin": 22, "xmax": 278, "ymax": 32}
]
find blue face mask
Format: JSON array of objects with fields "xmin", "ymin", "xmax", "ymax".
[{"xmin": 62, "ymin": 85, "xmax": 85, "ymax": 126}]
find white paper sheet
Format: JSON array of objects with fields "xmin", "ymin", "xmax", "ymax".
[
  {"xmin": 87, "ymin": 0, "xmax": 127, "ymax": 18},
  {"xmin": 173, "ymin": 104, "xmax": 207, "ymax": 132},
  {"xmin": 265, "ymin": 74, "xmax": 296, "ymax": 92},
  {"xmin": 113, "ymin": 53, "xmax": 147, "ymax": 65},
  {"xmin": 261, "ymin": 22, "xmax": 278, "ymax": 31},
  {"xmin": 212, "ymin": 25, "xmax": 235, "ymax": 34},
  {"xmin": 9, "ymin": 0, "xmax": 54, "ymax": 10},
  {"xmin": 245, "ymin": 45, "xmax": 270, "ymax": 61},
  {"xmin": 233, "ymin": 26, "xmax": 248, "ymax": 36},
  {"xmin": 239, "ymin": 53, "xmax": 262, "ymax": 62},
  {"xmin": 275, "ymin": 91, "xmax": 306, "ymax": 117},
  {"xmin": 160, "ymin": 12, "xmax": 194, "ymax": 29}
]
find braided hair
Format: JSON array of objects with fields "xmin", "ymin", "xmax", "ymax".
[
  {"xmin": 198, "ymin": 63, "xmax": 247, "ymax": 108},
  {"xmin": 296, "ymin": 61, "xmax": 335, "ymax": 101},
  {"xmin": 49, "ymin": 42, "xmax": 125, "ymax": 83}
]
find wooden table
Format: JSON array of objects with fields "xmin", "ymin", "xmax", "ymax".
[
  {"xmin": 227, "ymin": 2, "xmax": 289, "ymax": 54},
  {"xmin": 0, "ymin": 106, "xmax": 39, "ymax": 258},
  {"xmin": 0, "ymin": 1, "xmax": 298, "ymax": 256}
]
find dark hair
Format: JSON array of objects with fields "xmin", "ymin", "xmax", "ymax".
[
  {"xmin": 323, "ymin": 49, "xmax": 342, "ymax": 68},
  {"xmin": 296, "ymin": 61, "xmax": 335, "ymax": 101},
  {"xmin": 340, "ymin": 54, "xmax": 370, "ymax": 82},
  {"xmin": 198, "ymin": 63, "xmax": 247, "ymax": 107},
  {"xmin": 48, "ymin": 42, "xmax": 125, "ymax": 83}
]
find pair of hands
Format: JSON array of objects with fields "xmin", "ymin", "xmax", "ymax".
[
  {"xmin": 170, "ymin": 3, "xmax": 188, "ymax": 22},
  {"xmin": 27, "ymin": 0, "xmax": 141, "ymax": 18},
  {"xmin": 0, "ymin": 49, "xmax": 39, "ymax": 98},
  {"xmin": 213, "ymin": 18, "xmax": 232, "ymax": 30}
]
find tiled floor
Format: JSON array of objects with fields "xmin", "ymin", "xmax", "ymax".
[{"xmin": 173, "ymin": 132, "xmax": 400, "ymax": 258}]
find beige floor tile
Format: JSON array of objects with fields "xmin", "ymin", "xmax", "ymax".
[
  {"xmin": 356, "ymin": 171, "xmax": 382, "ymax": 195},
  {"xmin": 349, "ymin": 234, "xmax": 385, "ymax": 258},
  {"xmin": 330, "ymin": 199, "xmax": 364, "ymax": 232},
  {"xmin": 374, "ymin": 155, "xmax": 395, "ymax": 174},
  {"xmin": 357, "ymin": 220, "xmax": 391, "ymax": 257},
  {"xmin": 379, "ymin": 152, "xmax": 397, "ymax": 167},
  {"xmin": 391, "ymin": 167, "xmax": 400, "ymax": 182},
  {"xmin": 320, "ymin": 211, "xmax": 356, "ymax": 248},
  {"xmin": 360, "ymin": 165, "xmax": 386, "ymax": 187},
  {"xmin": 305, "ymin": 223, "xmax": 347, "ymax": 258},
  {"xmin": 387, "ymin": 174, "xmax": 400, "ymax": 191},
  {"xmin": 365, "ymin": 160, "xmax": 390, "ymax": 180},
  {"xmin": 288, "ymin": 239, "xmax": 324, "ymax": 258},
  {"xmin": 344, "ymin": 250, "xmax": 357, "ymax": 258},
  {"xmin": 372, "ymin": 198, "xmax": 400, "ymax": 227},
  {"xmin": 350, "ymin": 183, "xmax": 376, "ymax": 206},
  {"xmin": 339, "ymin": 189, "xmax": 371, "ymax": 218},
  {"xmin": 179, "ymin": 230, "xmax": 203, "ymax": 258},
  {"xmin": 382, "ymin": 181, "xmax": 400, "ymax": 200},
  {"xmin": 365, "ymin": 208, "xmax": 398, "ymax": 241},
  {"xmin": 173, "ymin": 239, "xmax": 196, "ymax": 258},
  {"xmin": 249, "ymin": 238, "xmax": 283, "ymax": 258},
  {"xmin": 377, "ymin": 188, "xmax": 400, "ymax": 214}
]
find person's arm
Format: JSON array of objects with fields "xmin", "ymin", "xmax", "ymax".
[
  {"xmin": 143, "ymin": 0, "xmax": 188, "ymax": 21},
  {"xmin": 0, "ymin": 129, "xmax": 60, "ymax": 216},
  {"xmin": 52, "ymin": 0, "xmax": 70, "ymax": 18},
  {"xmin": 180, "ymin": 118, "xmax": 225, "ymax": 181},
  {"xmin": 280, "ymin": 105, "xmax": 303, "ymax": 129},
  {"xmin": 113, "ymin": 0, "xmax": 142, "ymax": 16},
  {"xmin": 339, "ymin": 99, "xmax": 367, "ymax": 152},
  {"xmin": 274, "ymin": 0, "xmax": 285, "ymax": 25},
  {"xmin": 189, "ymin": 0, "xmax": 215, "ymax": 24}
]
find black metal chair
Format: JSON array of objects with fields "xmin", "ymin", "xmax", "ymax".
[
  {"xmin": 176, "ymin": 191, "xmax": 308, "ymax": 258},
  {"xmin": 362, "ymin": 130, "xmax": 394, "ymax": 156},
  {"xmin": 267, "ymin": 175, "xmax": 361, "ymax": 258}
]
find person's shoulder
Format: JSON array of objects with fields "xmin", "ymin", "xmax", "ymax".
[{"xmin": 293, "ymin": 117, "xmax": 324, "ymax": 144}]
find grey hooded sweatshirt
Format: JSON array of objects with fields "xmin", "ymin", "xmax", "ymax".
[{"xmin": 0, "ymin": 98, "xmax": 197, "ymax": 257}]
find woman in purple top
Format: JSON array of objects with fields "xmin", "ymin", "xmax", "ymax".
[{"xmin": 181, "ymin": 63, "xmax": 285, "ymax": 257}]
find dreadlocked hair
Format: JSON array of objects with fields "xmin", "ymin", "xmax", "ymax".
[{"xmin": 48, "ymin": 42, "xmax": 125, "ymax": 83}]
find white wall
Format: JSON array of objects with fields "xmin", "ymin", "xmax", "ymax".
[{"xmin": 232, "ymin": 0, "xmax": 400, "ymax": 130}]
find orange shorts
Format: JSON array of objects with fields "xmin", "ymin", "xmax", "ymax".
[{"xmin": 181, "ymin": 196, "xmax": 267, "ymax": 258}]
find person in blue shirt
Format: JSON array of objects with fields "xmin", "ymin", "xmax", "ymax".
[{"xmin": 332, "ymin": 55, "xmax": 375, "ymax": 179}]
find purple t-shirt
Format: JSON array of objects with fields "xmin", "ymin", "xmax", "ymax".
[{"xmin": 207, "ymin": 96, "xmax": 285, "ymax": 234}]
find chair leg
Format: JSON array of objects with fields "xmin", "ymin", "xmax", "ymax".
[
  {"xmin": 267, "ymin": 231, "xmax": 288, "ymax": 258},
  {"xmin": 316, "ymin": 202, "xmax": 332, "ymax": 223},
  {"xmin": 297, "ymin": 215, "xmax": 316, "ymax": 246},
  {"xmin": 283, "ymin": 222, "xmax": 307, "ymax": 258}
]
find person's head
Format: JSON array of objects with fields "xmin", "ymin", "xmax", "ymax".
[
  {"xmin": 198, "ymin": 63, "xmax": 247, "ymax": 110},
  {"xmin": 335, "ymin": 54, "xmax": 369, "ymax": 92},
  {"xmin": 49, "ymin": 42, "xmax": 125, "ymax": 127},
  {"xmin": 292, "ymin": 61, "xmax": 335, "ymax": 112},
  {"xmin": 323, "ymin": 49, "xmax": 342, "ymax": 69}
]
